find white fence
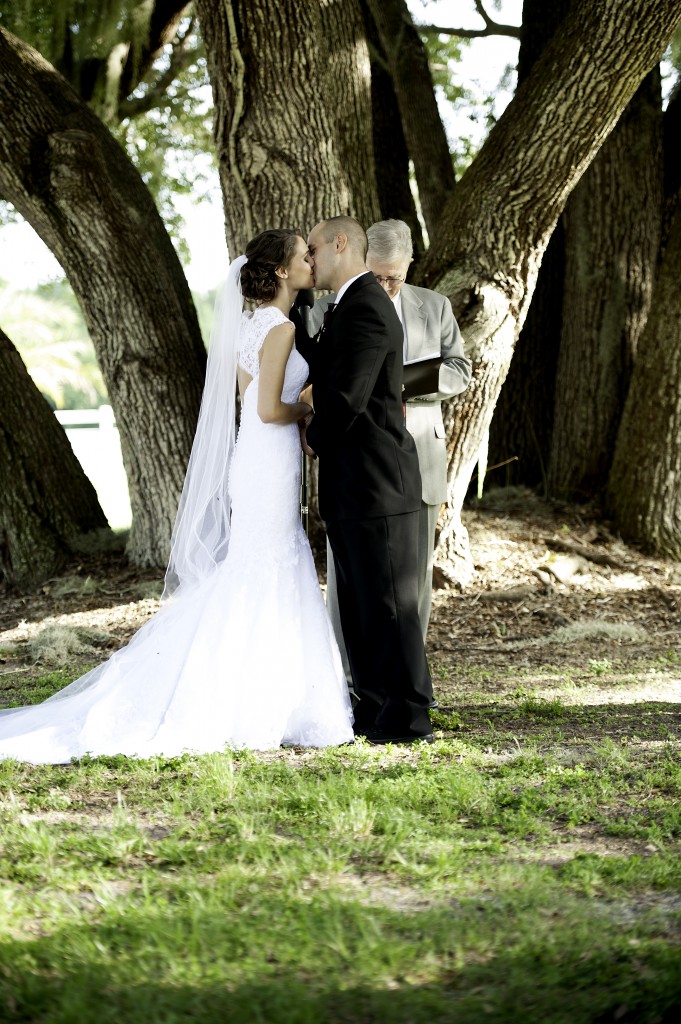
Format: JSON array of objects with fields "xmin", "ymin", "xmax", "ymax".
[{"xmin": 55, "ymin": 406, "xmax": 132, "ymax": 530}]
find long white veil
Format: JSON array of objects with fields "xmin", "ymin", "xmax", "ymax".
[{"xmin": 163, "ymin": 254, "xmax": 248, "ymax": 597}]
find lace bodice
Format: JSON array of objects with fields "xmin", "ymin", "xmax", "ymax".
[{"xmin": 239, "ymin": 305, "xmax": 291, "ymax": 378}]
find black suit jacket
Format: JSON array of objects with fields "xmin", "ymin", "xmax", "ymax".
[{"xmin": 304, "ymin": 273, "xmax": 422, "ymax": 522}]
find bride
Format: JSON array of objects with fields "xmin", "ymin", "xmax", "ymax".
[{"xmin": 0, "ymin": 229, "xmax": 354, "ymax": 763}]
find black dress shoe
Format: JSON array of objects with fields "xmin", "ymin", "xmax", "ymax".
[{"xmin": 361, "ymin": 730, "xmax": 434, "ymax": 746}]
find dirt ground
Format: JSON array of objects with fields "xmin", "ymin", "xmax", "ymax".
[
  {"xmin": 430, "ymin": 489, "xmax": 681, "ymax": 677},
  {"xmin": 1, "ymin": 489, "xmax": 680, "ymax": 739}
]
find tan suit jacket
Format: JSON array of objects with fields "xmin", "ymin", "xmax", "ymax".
[{"xmin": 400, "ymin": 283, "xmax": 471, "ymax": 505}]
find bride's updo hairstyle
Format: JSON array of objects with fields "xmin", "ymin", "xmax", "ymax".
[{"xmin": 241, "ymin": 229, "xmax": 303, "ymax": 303}]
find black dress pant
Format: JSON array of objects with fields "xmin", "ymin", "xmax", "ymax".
[{"xmin": 326, "ymin": 512, "xmax": 433, "ymax": 738}]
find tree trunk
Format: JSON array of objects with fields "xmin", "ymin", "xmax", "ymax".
[
  {"xmin": 485, "ymin": 223, "xmax": 564, "ymax": 491},
  {"xmin": 547, "ymin": 70, "xmax": 663, "ymax": 500},
  {"xmin": 318, "ymin": 0, "xmax": 380, "ymax": 230},
  {"xmin": 365, "ymin": 0, "xmax": 456, "ymax": 242},
  {"xmin": 487, "ymin": 0, "xmax": 569, "ymax": 491},
  {"xmin": 0, "ymin": 328, "xmax": 110, "ymax": 585},
  {"xmin": 0, "ymin": 27, "xmax": 207, "ymax": 568},
  {"xmin": 416, "ymin": 0, "xmax": 681, "ymax": 578},
  {"xmin": 196, "ymin": 0, "xmax": 379, "ymax": 256},
  {"xmin": 195, "ymin": 0, "xmax": 382, "ymax": 550},
  {"xmin": 359, "ymin": 0, "xmax": 425, "ymax": 261},
  {"xmin": 605, "ymin": 86, "xmax": 681, "ymax": 557},
  {"xmin": 605, "ymin": 192, "xmax": 681, "ymax": 557}
]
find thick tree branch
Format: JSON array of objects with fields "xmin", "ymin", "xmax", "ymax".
[
  {"xmin": 416, "ymin": 0, "xmax": 681, "ymax": 571},
  {"xmin": 365, "ymin": 0, "xmax": 456, "ymax": 240},
  {"xmin": 0, "ymin": 26, "xmax": 207, "ymax": 567},
  {"xmin": 0, "ymin": 326, "xmax": 110, "ymax": 584},
  {"xmin": 64, "ymin": 1, "xmax": 195, "ymax": 111}
]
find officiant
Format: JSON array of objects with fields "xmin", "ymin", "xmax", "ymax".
[{"xmin": 307, "ymin": 218, "xmax": 472, "ymax": 693}]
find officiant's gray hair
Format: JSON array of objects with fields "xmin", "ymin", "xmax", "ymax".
[{"xmin": 366, "ymin": 219, "xmax": 413, "ymax": 264}]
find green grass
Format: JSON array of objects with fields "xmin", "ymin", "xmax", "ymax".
[
  {"xmin": 1, "ymin": 668, "xmax": 97, "ymax": 707},
  {"xmin": 1, "ymin": 654, "xmax": 680, "ymax": 1024},
  {"xmin": 1, "ymin": 734, "xmax": 680, "ymax": 1023}
]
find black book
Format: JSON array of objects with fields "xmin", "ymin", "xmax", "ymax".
[{"xmin": 402, "ymin": 353, "xmax": 442, "ymax": 400}]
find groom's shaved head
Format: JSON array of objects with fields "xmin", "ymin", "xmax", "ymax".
[{"xmin": 318, "ymin": 216, "xmax": 368, "ymax": 260}]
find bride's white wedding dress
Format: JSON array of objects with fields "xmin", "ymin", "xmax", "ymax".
[{"xmin": 0, "ymin": 306, "xmax": 354, "ymax": 764}]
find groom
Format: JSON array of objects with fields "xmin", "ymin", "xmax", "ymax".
[{"xmin": 301, "ymin": 216, "xmax": 434, "ymax": 744}]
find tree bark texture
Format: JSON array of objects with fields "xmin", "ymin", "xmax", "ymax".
[
  {"xmin": 547, "ymin": 70, "xmax": 663, "ymax": 500},
  {"xmin": 360, "ymin": 0, "xmax": 424, "ymax": 261},
  {"xmin": 606, "ymin": 193, "xmax": 681, "ymax": 558},
  {"xmin": 196, "ymin": 0, "xmax": 379, "ymax": 255},
  {"xmin": 0, "ymin": 328, "xmax": 110, "ymax": 586},
  {"xmin": 0, "ymin": 28, "xmax": 207, "ymax": 568},
  {"xmin": 414, "ymin": 0, "xmax": 681, "ymax": 575},
  {"xmin": 485, "ymin": 223, "xmax": 564, "ymax": 491},
  {"xmin": 364, "ymin": 0, "xmax": 456, "ymax": 242},
  {"xmin": 487, "ymin": 0, "xmax": 569, "ymax": 492},
  {"xmin": 318, "ymin": 0, "xmax": 380, "ymax": 229}
]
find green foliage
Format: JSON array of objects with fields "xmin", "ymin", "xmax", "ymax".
[
  {"xmin": 1, "ymin": 278, "xmax": 107, "ymax": 408},
  {"xmin": 0, "ymin": 2, "xmax": 213, "ymax": 252},
  {"xmin": 588, "ymin": 657, "xmax": 612, "ymax": 676},
  {"xmin": 1, "ymin": 1, "xmax": 156, "ymax": 109},
  {"xmin": 423, "ymin": 32, "xmax": 468, "ymax": 103},
  {"xmin": 419, "ymin": 27, "xmax": 517, "ymax": 178},
  {"xmin": 1, "ymin": 273, "xmax": 215, "ymax": 409},
  {"xmin": 114, "ymin": 48, "xmax": 214, "ymax": 261}
]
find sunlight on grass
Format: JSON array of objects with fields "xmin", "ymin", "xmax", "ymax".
[
  {"xmin": 1, "ymin": 641, "xmax": 679, "ymax": 1024},
  {"xmin": 0, "ymin": 736, "xmax": 679, "ymax": 1023}
]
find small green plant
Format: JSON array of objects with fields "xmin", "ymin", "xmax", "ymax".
[
  {"xmin": 514, "ymin": 693, "xmax": 566, "ymax": 719},
  {"xmin": 588, "ymin": 657, "xmax": 612, "ymax": 675},
  {"xmin": 510, "ymin": 684, "xmax": 530, "ymax": 700},
  {"xmin": 430, "ymin": 709, "xmax": 462, "ymax": 730}
]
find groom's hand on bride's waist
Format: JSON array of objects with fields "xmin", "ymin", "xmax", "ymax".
[{"xmin": 298, "ymin": 419, "xmax": 317, "ymax": 459}]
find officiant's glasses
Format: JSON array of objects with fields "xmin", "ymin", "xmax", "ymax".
[{"xmin": 374, "ymin": 275, "xmax": 405, "ymax": 287}]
